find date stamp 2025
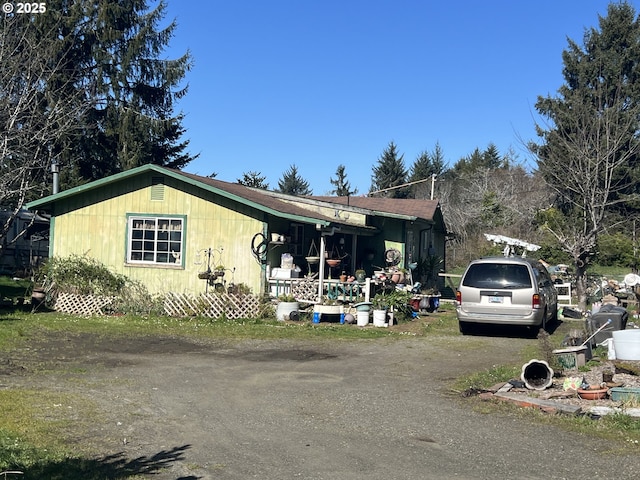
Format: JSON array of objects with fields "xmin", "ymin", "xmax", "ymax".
[{"xmin": 2, "ymin": 2, "xmax": 47, "ymax": 15}]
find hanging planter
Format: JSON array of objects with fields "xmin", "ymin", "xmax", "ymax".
[
  {"xmin": 198, "ymin": 272, "xmax": 210, "ymax": 280},
  {"xmin": 306, "ymin": 239, "xmax": 320, "ymax": 264}
]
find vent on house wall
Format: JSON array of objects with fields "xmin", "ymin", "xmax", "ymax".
[{"xmin": 151, "ymin": 176, "xmax": 165, "ymax": 201}]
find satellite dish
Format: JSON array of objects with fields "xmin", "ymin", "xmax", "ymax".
[{"xmin": 624, "ymin": 273, "xmax": 640, "ymax": 287}]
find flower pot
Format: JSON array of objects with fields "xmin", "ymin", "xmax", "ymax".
[
  {"xmin": 391, "ymin": 272, "xmax": 405, "ymax": 284},
  {"xmin": 372, "ymin": 309, "xmax": 388, "ymax": 327},
  {"xmin": 326, "ymin": 259, "xmax": 341, "ymax": 268},
  {"xmin": 355, "ymin": 271, "xmax": 366, "ymax": 282},
  {"xmin": 31, "ymin": 288, "xmax": 46, "ymax": 305},
  {"xmin": 198, "ymin": 272, "xmax": 210, "ymax": 280},
  {"xmin": 577, "ymin": 387, "xmax": 609, "ymax": 400},
  {"xmin": 521, "ymin": 359, "xmax": 554, "ymax": 390},
  {"xmin": 276, "ymin": 301, "xmax": 299, "ymax": 321}
]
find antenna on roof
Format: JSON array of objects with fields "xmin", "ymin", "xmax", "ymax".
[{"xmin": 368, "ymin": 177, "xmax": 432, "ymax": 197}]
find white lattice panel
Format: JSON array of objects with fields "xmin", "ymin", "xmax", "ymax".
[
  {"xmin": 53, "ymin": 293, "xmax": 114, "ymax": 316},
  {"xmin": 163, "ymin": 292, "xmax": 261, "ymax": 318}
]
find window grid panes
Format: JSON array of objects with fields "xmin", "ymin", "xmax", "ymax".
[{"xmin": 128, "ymin": 217, "xmax": 183, "ymax": 265}]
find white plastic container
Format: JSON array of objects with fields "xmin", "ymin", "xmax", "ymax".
[
  {"xmin": 612, "ymin": 329, "xmax": 640, "ymax": 360},
  {"xmin": 372, "ymin": 309, "xmax": 387, "ymax": 327},
  {"xmin": 356, "ymin": 311, "xmax": 369, "ymax": 326},
  {"xmin": 281, "ymin": 253, "xmax": 294, "ymax": 269}
]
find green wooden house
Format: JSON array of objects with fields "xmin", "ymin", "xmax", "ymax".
[{"xmin": 26, "ymin": 164, "xmax": 447, "ymax": 297}]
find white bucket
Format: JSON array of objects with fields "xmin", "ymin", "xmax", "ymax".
[
  {"xmin": 275, "ymin": 301, "xmax": 299, "ymax": 322},
  {"xmin": 372, "ymin": 309, "xmax": 387, "ymax": 327},
  {"xmin": 612, "ymin": 329, "xmax": 640, "ymax": 360},
  {"xmin": 356, "ymin": 311, "xmax": 369, "ymax": 327}
]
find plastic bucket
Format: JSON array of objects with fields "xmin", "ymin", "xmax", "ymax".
[
  {"xmin": 612, "ymin": 329, "xmax": 640, "ymax": 360},
  {"xmin": 356, "ymin": 311, "xmax": 369, "ymax": 326},
  {"xmin": 372, "ymin": 309, "xmax": 387, "ymax": 327}
]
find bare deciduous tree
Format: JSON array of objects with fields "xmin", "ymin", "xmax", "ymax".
[
  {"xmin": 1, "ymin": 15, "xmax": 90, "ymax": 254},
  {"xmin": 533, "ymin": 85, "xmax": 640, "ymax": 309}
]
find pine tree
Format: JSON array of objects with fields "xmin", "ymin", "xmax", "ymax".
[
  {"xmin": 238, "ymin": 171, "xmax": 269, "ymax": 189},
  {"xmin": 370, "ymin": 141, "xmax": 408, "ymax": 198},
  {"xmin": 277, "ymin": 165, "xmax": 312, "ymax": 195},
  {"xmin": 329, "ymin": 165, "xmax": 357, "ymax": 196},
  {"xmin": 37, "ymin": 0, "xmax": 195, "ymax": 187},
  {"xmin": 409, "ymin": 143, "xmax": 446, "ymax": 199}
]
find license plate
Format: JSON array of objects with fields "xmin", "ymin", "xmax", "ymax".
[{"xmin": 489, "ymin": 296, "xmax": 503, "ymax": 303}]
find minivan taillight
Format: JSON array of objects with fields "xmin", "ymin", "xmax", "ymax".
[
  {"xmin": 532, "ymin": 294, "xmax": 541, "ymax": 309},
  {"xmin": 456, "ymin": 290, "xmax": 461, "ymax": 305}
]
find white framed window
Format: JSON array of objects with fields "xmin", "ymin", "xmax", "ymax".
[{"xmin": 127, "ymin": 215, "xmax": 185, "ymax": 266}]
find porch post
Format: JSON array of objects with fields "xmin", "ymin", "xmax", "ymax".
[{"xmin": 318, "ymin": 234, "xmax": 326, "ymax": 303}]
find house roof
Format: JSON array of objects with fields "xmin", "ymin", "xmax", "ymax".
[
  {"xmin": 311, "ymin": 196, "xmax": 441, "ymax": 225},
  {"xmin": 26, "ymin": 164, "xmax": 444, "ymax": 231}
]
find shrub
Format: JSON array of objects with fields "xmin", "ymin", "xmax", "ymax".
[
  {"xmin": 35, "ymin": 255, "xmax": 163, "ymax": 316},
  {"xmin": 35, "ymin": 254, "xmax": 128, "ymax": 296}
]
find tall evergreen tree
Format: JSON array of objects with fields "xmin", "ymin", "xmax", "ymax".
[
  {"xmin": 452, "ymin": 144, "xmax": 505, "ymax": 175},
  {"xmin": 38, "ymin": 0, "xmax": 195, "ymax": 187},
  {"xmin": 237, "ymin": 171, "xmax": 269, "ymax": 189},
  {"xmin": 409, "ymin": 143, "xmax": 446, "ymax": 199},
  {"xmin": 277, "ymin": 165, "xmax": 312, "ymax": 196},
  {"xmin": 329, "ymin": 165, "xmax": 357, "ymax": 196},
  {"xmin": 370, "ymin": 141, "xmax": 408, "ymax": 198}
]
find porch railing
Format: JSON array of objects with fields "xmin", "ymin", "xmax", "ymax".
[{"xmin": 268, "ymin": 276, "xmax": 372, "ymax": 305}]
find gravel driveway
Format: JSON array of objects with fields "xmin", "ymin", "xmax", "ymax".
[{"xmin": 4, "ymin": 330, "xmax": 640, "ymax": 479}]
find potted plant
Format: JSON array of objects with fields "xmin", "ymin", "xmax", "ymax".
[
  {"xmin": 355, "ymin": 269, "xmax": 366, "ymax": 282},
  {"xmin": 275, "ymin": 294, "xmax": 299, "ymax": 321},
  {"xmin": 214, "ymin": 265, "xmax": 225, "ymax": 277},
  {"xmin": 390, "ymin": 268, "xmax": 407, "ymax": 285},
  {"xmin": 371, "ymin": 293, "xmax": 389, "ymax": 327}
]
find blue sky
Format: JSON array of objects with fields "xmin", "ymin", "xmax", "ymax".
[{"xmin": 163, "ymin": 1, "xmax": 633, "ymax": 195}]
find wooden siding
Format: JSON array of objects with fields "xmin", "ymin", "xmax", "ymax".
[{"xmin": 51, "ymin": 180, "xmax": 265, "ymax": 295}]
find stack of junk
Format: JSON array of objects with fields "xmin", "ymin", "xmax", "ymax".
[
  {"xmin": 554, "ymin": 301, "xmax": 637, "ymax": 367},
  {"xmin": 587, "ymin": 302, "xmax": 640, "ymax": 361}
]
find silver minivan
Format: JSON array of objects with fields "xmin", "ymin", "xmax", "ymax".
[{"xmin": 456, "ymin": 256, "xmax": 558, "ymax": 334}]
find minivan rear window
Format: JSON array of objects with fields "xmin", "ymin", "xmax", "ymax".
[{"xmin": 462, "ymin": 263, "xmax": 532, "ymax": 289}]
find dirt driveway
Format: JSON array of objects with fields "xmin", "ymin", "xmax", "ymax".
[{"xmin": 3, "ymin": 329, "xmax": 640, "ymax": 479}]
